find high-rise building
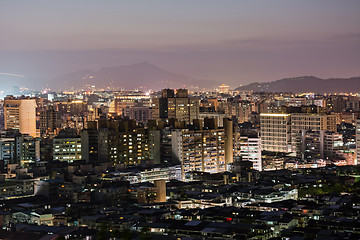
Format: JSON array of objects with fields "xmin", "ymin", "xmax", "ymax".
[
  {"xmin": 299, "ymin": 130, "xmax": 344, "ymax": 160},
  {"xmin": 115, "ymin": 126, "xmax": 150, "ymax": 165},
  {"xmin": 82, "ymin": 120, "xmax": 159, "ymax": 165},
  {"xmin": 149, "ymin": 130, "xmax": 161, "ymax": 164},
  {"xmin": 356, "ymin": 118, "xmax": 360, "ymax": 165},
  {"xmin": 0, "ymin": 100, "xmax": 4, "ymax": 130},
  {"xmin": 236, "ymin": 136, "xmax": 262, "ymax": 171},
  {"xmin": 290, "ymin": 113, "xmax": 339, "ymax": 152},
  {"xmin": 260, "ymin": 112, "xmax": 340, "ymax": 153},
  {"xmin": 17, "ymin": 134, "xmax": 40, "ymax": 167},
  {"xmin": 53, "ymin": 129, "xmax": 82, "ymax": 162},
  {"xmin": 81, "ymin": 121, "xmax": 99, "ymax": 164},
  {"xmin": 4, "ymin": 96, "xmax": 38, "ymax": 137},
  {"xmin": 324, "ymin": 131, "xmax": 343, "ymax": 158},
  {"xmin": 0, "ymin": 130, "xmax": 40, "ymax": 168},
  {"xmin": 224, "ymin": 118, "xmax": 233, "ymax": 166},
  {"xmin": 172, "ymin": 128, "xmax": 226, "ymax": 178},
  {"xmin": 153, "ymin": 89, "xmax": 200, "ymax": 124},
  {"xmin": 260, "ymin": 113, "xmax": 291, "ymax": 153},
  {"xmin": 299, "ymin": 130, "xmax": 325, "ymax": 160},
  {"xmin": 39, "ymin": 107, "xmax": 61, "ymax": 136},
  {"xmin": 171, "ymin": 118, "xmax": 232, "ymax": 179}
]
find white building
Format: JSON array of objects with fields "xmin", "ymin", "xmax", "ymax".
[
  {"xmin": 238, "ymin": 136, "xmax": 262, "ymax": 171},
  {"xmin": 4, "ymin": 97, "xmax": 38, "ymax": 137},
  {"xmin": 260, "ymin": 113, "xmax": 291, "ymax": 153}
]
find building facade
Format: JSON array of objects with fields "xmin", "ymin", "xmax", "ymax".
[
  {"xmin": 260, "ymin": 113, "xmax": 291, "ymax": 153},
  {"xmin": 237, "ymin": 136, "xmax": 262, "ymax": 171},
  {"xmin": 53, "ymin": 129, "xmax": 82, "ymax": 162},
  {"xmin": 356, "ymin": 118, "xmax": 360, "ymax": 165},
  {"xmin": 152, "ymin": 89, "xmax": 200, "ymax": 124},
  {"xmin": 4, "ymin": 97, "xmax": 37, "ymax": 137}
]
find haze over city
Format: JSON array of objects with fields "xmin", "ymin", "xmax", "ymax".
[{"xmin": 1, "ymin": 0, "xmax": 360, "ymax": 92}]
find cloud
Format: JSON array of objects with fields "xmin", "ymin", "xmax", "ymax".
[{"xmin": 0, "ymin": 72, "xmax": 25, "ymax": 78}]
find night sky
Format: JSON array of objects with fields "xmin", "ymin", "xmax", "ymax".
[{"xmin": 1, "ymin": 0, "xmax": 359, "ymax": 90}]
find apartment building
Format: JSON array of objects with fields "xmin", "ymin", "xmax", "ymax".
[{"xmin": 4, "ymin": 96, "xmax": 37, "ymax": 137}]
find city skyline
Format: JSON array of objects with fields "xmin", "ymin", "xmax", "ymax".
[
  {"xmin": 1, "ymin": 88, "xmax": 360, "ymax": 239},
  {"xmin": 1, "ymin": 2, "xmax": 360, "ymax": 239}
]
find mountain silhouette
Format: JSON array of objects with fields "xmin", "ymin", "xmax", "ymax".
[
  {"xmin": 235, "ymin": 76, "xmax": 360, "ymax": 93},
  {"xmin": 52, "ymin": 62, "xmax": 218, "ymax": 91}
]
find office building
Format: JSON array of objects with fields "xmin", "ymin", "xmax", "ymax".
[
  {"xmin": 290, "ymin": 113, "xmax": 339, "ymax": 152},
  {"xmin": 53, "ymin": 129, "xmax": 82, "ymax": 162},
  {"xmin": 260, "ymin": 113, "xmax": 291, "ymax": 153},
  {"xmin": 260, "ymin": 112, "xmax": 340, "ymax": 153},
  {"xmin": 4, "ymin": 96, "xmax": 37, "ymax": 137},
  {"xmin": 152, "ymin": 89, "xmax": 200, "ymax": 124}
]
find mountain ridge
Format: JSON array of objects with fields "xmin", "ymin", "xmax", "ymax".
[
  {"xmin": 52, "ymin": 62, "xmax": 218, "ymax": 91},
  {"xmin": 235, "ymin": 76, "xmax": 360, "ymax": 93}
]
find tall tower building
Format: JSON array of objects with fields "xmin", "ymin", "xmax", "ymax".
[
  {"xmin": 4, "ymin": 96, "xmax": 37, "ymax": 137},
  {"xmin": 0, "ymin": 100, "xmax": 4, "ymax": 130},
  {"xmin": 356, "ymin": 118, "xmax": 360, "ymax": 165},
  {"xmin": 224, "ymin": 118, "xmax": 233, "ymax": 166}
]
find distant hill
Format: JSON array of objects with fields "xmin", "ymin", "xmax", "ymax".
[
  {"xmin": 235, "ymin": 76, "xmax": 360, "ymax": 94},
  {"xmin": 52, "ymin": 62, "xmax": 218, "ymax": 91}
]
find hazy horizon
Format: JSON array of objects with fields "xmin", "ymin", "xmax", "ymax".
[{"xmin": 1, "ymin": 0, "xmax": 359, "ymax": 91}]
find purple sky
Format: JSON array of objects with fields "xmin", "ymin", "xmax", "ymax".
[{"xmin": 0, "ymin": 0, "xmax": 359, "ymax": 89}]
